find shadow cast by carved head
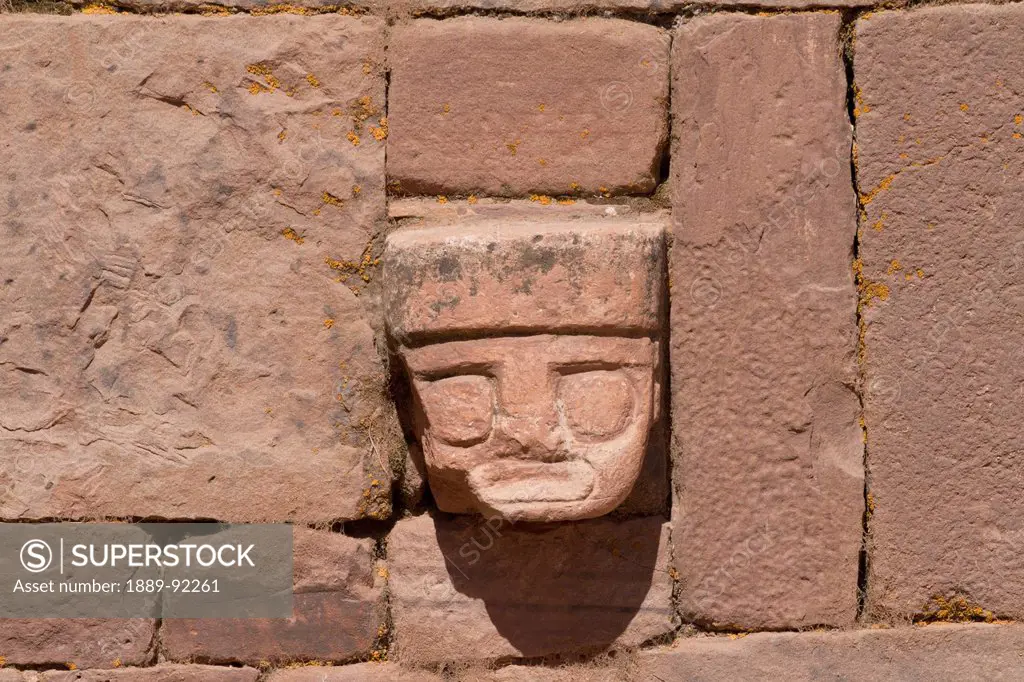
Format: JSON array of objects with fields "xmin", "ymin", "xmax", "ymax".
[{"xmin": 384, "ymin": 219, "xmax": 666, "ymax": 523}]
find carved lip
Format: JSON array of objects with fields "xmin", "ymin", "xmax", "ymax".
[{"xmin": 469, "ymin": 460, "xmax": 594, "ymax": 504}]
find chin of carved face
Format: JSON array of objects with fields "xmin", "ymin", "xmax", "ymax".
[{"xmin": 405, "ymin": 335, "xmax": 660, "ymax": 522}]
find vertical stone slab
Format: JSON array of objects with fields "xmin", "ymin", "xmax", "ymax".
[
  {"xmin": 0, "ymin": 16, "xmax": 400, "ymax": 523},
  {"xmin": 671, "ymin": 14, "xmax": 862, "ymax": 628},
  {"xmin": 856, "ymin": 6, "xmax": 1024, "ymax": 620}
]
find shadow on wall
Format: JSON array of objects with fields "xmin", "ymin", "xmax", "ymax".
[{"xmin": 432, "ymin": 512, "xmax": 663, "ymax": 657}]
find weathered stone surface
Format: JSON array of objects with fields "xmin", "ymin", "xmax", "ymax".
[
  {"xmin": 388, "ymin": 513, "xmax": 672, "ymax": 663},
  {"xmin": 855, "ymin": 5, "xmax": 1024, "ymax": 620},
  {"xmin": 43, "ymin": 666, "xmax": 260, "ymax": 682},
  {"xmin": 0, "ymin": 619, "xmax": 155, "ymax": 667},
  {"xmin": 388, "ymin": 17, "xmax": 669, "ymax": 196},
  {"xmin": 671, "ymin": 13, "xmax": 861, "ymax": 628},
  {"xmin": 634, "ymin": 624, "xmax": 1024, "ymax": 680},
  {"xmin": 162, "ymin": 529, "xmax": 382, "ymax": 664},
  {"xmin": 384, "ymin": 219, "xmax": 666, "ymax": 522},
  {"xmin": 266, "ymin": 665, "xmax": 438, "ymax": 682},
  {"xmin": 0, "ymin": 16, "xmax": 401, "ymax": 523}
]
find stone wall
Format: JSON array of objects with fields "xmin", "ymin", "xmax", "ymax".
[{"xmin": 1, "ymin": 0, "xmax": 1023, "ymax": 677}]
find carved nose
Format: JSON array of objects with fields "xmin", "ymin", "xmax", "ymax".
[{"xmin": 494, "ymin": 412, "xmax": 565, "ymax": 462}]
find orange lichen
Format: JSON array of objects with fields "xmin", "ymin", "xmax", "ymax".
[
  {"xmin": 916, "ymin": 595, "xmax": 994, "ymax": 623},
  {"xmin": 81, "ymin": 3, "xmax": 116, "ymax": 13},
  {"xmin": 557, "ymin": 198, "xmax": 576, "ymax": 205},
  {"xmin": 323, "ymin": 319, "xmax": 335, "ymax": 329},
  {"xmin": 277, "ymin": 130, "xmax": 287, "ymax": 141},
  {"xmin": 886, "ymin": 259, "xmax": 902, "ymax": 275},
  {"xmin": 352, "ymin": 185, "xmax": 362, "ymax": 195},
  {"xmin": 370, "ymin": 117, "xmax": 388, "ymax": 142},
  {"xmin": 202, "ymin": 81, "xmax": 219, "ymax": 93},
  {"xmin": 959, "ymin": 103, "xmax": 970, "ymax": 112},
  {"xmin": 852, "ymin": 84, "xmax": 871, "ymax": 118},
  {"xmin": 902, "ymin": 112, "xmax": 911, "ymax": 121},
  {"xmin": 580, "ymin": 129, "xmax": 590, "ymax": 139},
  {"xmin": 872, "ymin": 212, "xmax": 887, "ymax": 231},
  {"xmin": 322, "ymin": 191, "xmax": 344, "ymax": 208},
  {"xmin": 1014, "ymin": 133, "xmax": 1023, "ymax": 140},
  {"xmin": 530, "ymin": 194, "xmax": 553, "ymax": 205},
  {"xmin": 538, "ymin": 158, "xmax": 548, "ymax": 166},
  {"xmin": 346, "ymin": 131, "xmax": 361, "ymax": 146},
  {"xmin": 442, "ymin": 103, "xmax": 451, "ymax": 115},
  {"xmin": 537, "ymin": 103, "xmax": 546, "ymax": 112},
  {"xmin": 306, "ymin": 73, "xmax": 322, "ymax": 88},
  {"xmin": 436, "ymin": 195, "xmax": 448, "ymax": 204},
  {"xmin": 506, "ymin": 139, "xmax": 521, "ymax": 155},
  {"xmin": 281, "ymin": 228, "xmax": 304, "ymax": 245},
  {"xmin": 467, "ymin": 194, "xmax": 478, "ymax": 204},
  {"xmin": 325, "ymin": 243, "xmax": 380, "ymax": 287}
]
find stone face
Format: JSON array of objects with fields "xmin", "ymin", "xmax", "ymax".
[
  {"xmin": 162, "ymin": 529, "xmax": 383, "ymax": 664},
  {"xmin": 0, "ymin": 16, "xmax": 401, "ymax": 523},
  {"xmin": 43, "ymin": 666, "xmax": 260, "ymax": 682},
  {"xmin": 671, "ymin": 13, "xmax": 862, "ymax": 628},
  {"xmin": 388, "ymin": 17, "xmax": 669, "ymax": 196},
  {"xmin": 0, "ymin": 619, "xmax": 155, "ymax": 667},
  {"xmin": 266, "ymin": 665, "xmax": 439, "ymax": 682},
  {"xmin": 855, "ymin": 5, "xmax": 1024, "ymax": 620},
  {"xmin": 384, "ymin": 219, "xmax": 666, "ymax": 522},
  {"xmin": 388, "ymin": 513, "xmax": 672, "ymax": 663},
  {"xmin": 633, "ymin": 625, "xmax": 1024, "ymax": 681}
]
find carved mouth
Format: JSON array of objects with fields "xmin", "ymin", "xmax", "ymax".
[{"xmin": 468, "ymin": 460, "xmax": 594, "ymax": 504}]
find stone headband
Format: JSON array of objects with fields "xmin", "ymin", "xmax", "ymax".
[{"xmin": 383, "ymin": 219, "xmax": 668, "ymax": 346}]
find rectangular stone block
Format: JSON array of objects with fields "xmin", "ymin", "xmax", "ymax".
[
  {"xmin": 0, "ymin": 16, "xmax": 401, "ymax": 523},
  {"xmin": 161, "ymin": 528, "xmax": 383, "ymax": 664},
  {"xmin": 633, "ymin": 624, "xmax": 1024, "ymax": 681},
  {"xmin": 387, "ymin": 17, "xmax": 669, "ymax": 197},
  {"xmin": 0, "ymin": 618, "xmax": 155, "ymax": 668},
  {"xmin": 855, "ymin": 5, "xmax": 1024, "ymax": 620},
  {"xmin": 670, "ymin": 13, "xmax": 862, "ymax": 628},
  {"xmin": 43, "ymin": 666, "xmax": 259, "ymax": 682},
  {"xmin": 267, "ymin": 665, "xmax": 438, "ymax": 682},
  {"xmin": 388, "ymin": 513, "xmax": 672, "ymax": 664}
]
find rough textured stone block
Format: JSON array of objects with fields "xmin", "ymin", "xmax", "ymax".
[
  {"xmin": 670, "ymin": 13, "xmax": 862, "ymax": 628},
  {"xmin": 162, "ymin": 529, "xmax": 383, "ymax": 664},
  {"xmin": 266, "ymin": 665, "xmax": 438, "ymax": 682},
  {"xmin": 0, "ymin": 16, "xmax": 401, "ymax": 523},
  {"xmin": 388, "ymin": 513, "xmax": 672, "ymax": 663},
  {"xmin": 388, "ymin": 17, "xmax": 669, "ymax": 196},
  {"xmin": 634, "ymin": 624, "xmax": 1024, "ymax": 681},
  {"xmin": 855, "ymin": 5, "xmax": 1024, "ymax": 620},
  {"xmin": 43, "ymin": 666, "xmax": 259, "ymax": 682},
  {"xmin": 0, "ymin": 619, "xmax": 155, "ymax": 668}
]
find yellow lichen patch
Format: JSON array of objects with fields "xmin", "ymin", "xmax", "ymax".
[
  {"xmin": 81, "ymin": 3, "xmax": 116, "ymax": 13},
  {"xmin": 442, "ymin": 102, "xmax": 451, "ymax": 115},
  {"xmin": 980, "ymin": 134, "xmax": 990, "ymax": 144},
  {"xmin": 1014, "ymin": 133, "xmax": 1023, "ymax": 140},
  {"xmin": 959, "ymin": 103, "xmax": 970, "ymax": 112},
  {"xmin": 886, "ymin": 259, "xmax": 901, "ymax": 275},
  {"xmin": 362, "ymin": 62, "xmax": 373, "ymax": 75},
  {"xmin": 436, "ymin": 195, "xmax": 448, "ymax": 204},
  {"xmin": 198, "ymin": 4, "xmax": 232, "ymax": 14},
  {"xmin": 537, "ymin": 103, "xmax": 546, "ymax": 112},
  {"xmin": 916, "ymin": 268, "xmax": 924, "ymax": 278},
  {"xmin": 277, "ymin": 130, "xmax": 288, "ymax": 142},
  {"xmin": 352, "ymin": 185, "xmax": 361, "ymax": 195},
  {"xmin": 557, "ymin": 198, "xmax": 576, "ymax": 205},
  {"xmin": 467, "ymin": 194, "xmax": 478, "ymax": 204},
  {"xmin": 323, "ymin": 318, "xmax": 334, "ymax": 329},
  {"xmin": 250, "ymin": 4, "xmax": 330, "ymax": 15},
  {"xmin": 306, "ymin": 73, "xmax": 322, "ymax": 88},
  {"xmin": 112, "ymin": 658, "xmax": 121, "ymax": 668},
  {"xmin": 530, "ymin": 194, "xmax": 553, "ymax": 206},
  {"xmin": 580, "ymin": 129, "xmax": 590, "ymax": 140},
  {"xmin": 903, "ymin": 112, "xmax": 911, "ymax": 121},
  {"xmin": 872, "ymin": 212, "xmax": 887, "ymax": 231},
  {"xmin": 860, "ymin": 174, "xmax": 895, "ymax": 205},
  {"xmin": 248, "ymin": 82, "xmax": 269, "ymax": 96},
  {"xmin": 852, "ymin": 84, "xmax": 871, "ymax": 118},
  {"xmin": 569, "ymin": 181, "xmax": 581, "ymax": 192},
  {"xmin": 281, "ymin": 227, "xmax": 305, "ymax": 245},
  {"xmin": 353, "ymin": 94, "xmax": 377, "ymax": 121},
  {"xmin": 598, "ymin": 186, "xmax": 611, "ymax": 198},
  {"xmin": 346, "ymin": 131, "xmax": 361, "ymax": 146},
  {"xmin": 506, "ymin": 139, "xmax": 521, "ymax": 155},
  {"xmin": 916, "ymin": 595, "xmax": 995, "ymax": 623},
  {"xmin": 325, "ymin": 242, "xmax": 380, "ymax": 286},
  {"xmin": 183, "ymin": 104, "xmax": 201, "ymax": 117},
  {"xmin": 202, "ymin": 81, "xmax": 219, "ymax": 94},
  {"xmin": 377, "ymin": 565, "xmax": 389, "ymax": 579},
  {"xmin": 246, "ymin": 63, "xmax": 274, "ymax": 77},
  {"xmin": 322, "ymin": 191, "xmax": 344, "ymax": 208},
  {"xmin": 538, "ymin": 158, "xmax": 547, "ymax": 166},
  {"xmin": 370, "ymin": 117, "xmax": 388, "ymax": 142},
  {"xmin": 853, "ymin": 258, "xmax": 890, "ymax": 308},
  {"xmin": 667, "ymin": 566, "xmax": 679, "ymax": 581},
  {"xmin": 66, "ymin": 663, "xmax": 78, "ymax": 671}
]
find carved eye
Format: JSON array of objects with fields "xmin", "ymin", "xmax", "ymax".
[
  {"xmin": 417, "ymin": 375, "xmax": 494, "ymax": 445},
  {"xmin": 558, "ymin": 370, "xmax": 634, "ymax": 439}
]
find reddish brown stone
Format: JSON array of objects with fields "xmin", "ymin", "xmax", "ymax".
[
  {"xmin": 634, "ymin": 624, "xmax": 1024, "ymax": 680},
  {"xmin": 0, "ymin": 619, "xmax": 154, "ymax": 668},
  {"xmin": 388, "ymin": 513, "xmax": 672, "ymax": 664},
  {"xmin": 162, "ymin": 529, "xmax": 383, "ymax": 664},
  {"xmin": 855, "ymin": 5, "xmax": 1024, "ymax": 620},
  {"xmin": 671, "ymin": 13, "xmax": 861, "ymax": 628},
  {"xmin": 266, "ymin": 665, "xmax": 438, "ymax": 682},
  {"xmin": 0, "ymin": 16, "xmax": 401, "ymax": 523},
  {"xmin": 43, "ymin": 666, "xmax": 259, "ymax": 682},
  {"xmin": 388, "ymin": 17, "xmax": 669, "ymax": 196}
]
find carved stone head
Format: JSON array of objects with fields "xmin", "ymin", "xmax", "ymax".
[{"xmin": 384, "ymin": 219, "xmax": 666, "ymax": 522}]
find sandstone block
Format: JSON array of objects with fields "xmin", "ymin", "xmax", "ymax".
[
  {"xmin": 0, "ymin": 16, "xmax": 400, "ymax": 523},
  {"xmin": 0, "ymin": 619, "xmax": 155, "ymax": 668},
  {"xmin": 388, "ymin": 17, "xmax": 669, "ymax": 196},
  {"xmin": 266, "ymin": 665, "xmax": 439, "ymax": 682},
  {"xmin": 671, "ymin": 13, "xmax": 862, "ymax": 628},
  {"xmin": 43, "ymin": 666, "xmax": 260, "ymax": 682},
  {"xmin": 855, "ymin": 5, "xmax": 1024, "ymax": 620},
  {"xmin": 388, "ymin": 513, "xmax": 672, "ymax": 663},
  {"xmin": 633, "ymin": 624, "xmax": 1024, "ymax": 681},
  {"xmin": 162, "ymin": 529, "xmax": 383, "ymax": 664},
  {"xmin": 384, "ymin": 219, "xmax": 667, "ymax": 522}
]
